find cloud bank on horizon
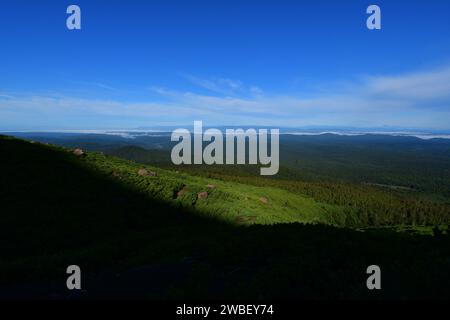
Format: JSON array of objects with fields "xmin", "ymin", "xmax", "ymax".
[{"xmin": 1, "ymin": 64, "xmax": 450, "ymax": 130}]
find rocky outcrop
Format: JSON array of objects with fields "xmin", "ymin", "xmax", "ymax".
[
  {"xmin": 138, "ymin": 168, "xmax": 156, "ymax": 177},
  {"xmin": 197, "ymin": 191, "xmax": 208, "ymax": 200},
  {"xmin": 259, "ymin": 197, "xmax": 268, "ymax": 204},
  {"xmin": 73, "ymin": 148, "xmax": 85, "ymax": 156}
]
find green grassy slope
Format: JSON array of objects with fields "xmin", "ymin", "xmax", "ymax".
[
  {"xmin": 1, "ymin": 135, "xmax": 449, "ymax": 299},
  {"xmin": 105, "ymin": 144, "xmax": 450, "ymax": 227},
  {"xmin": 84, "ymin": 152, "xmax": 352, "ymax": 227}
]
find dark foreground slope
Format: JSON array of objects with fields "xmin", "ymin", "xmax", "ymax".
[{"xmin": 0, "ymin": 135, "xmax": 449, "ymax": 299}]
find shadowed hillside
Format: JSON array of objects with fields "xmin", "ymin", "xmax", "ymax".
[{"xmin": 0, "ymin": 135, "xmax": 449, "ymax": 299}]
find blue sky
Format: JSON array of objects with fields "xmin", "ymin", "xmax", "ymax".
[{"xmin": 1, "ymin": 0, "xmax": 450, "ymax": 130}]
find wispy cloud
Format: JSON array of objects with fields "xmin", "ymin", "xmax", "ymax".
[
  {"xmin": 180, "ymin": 73, "xmax": 263, "ymax": 97},
  {"xmin": 0, "ymin": 91, "xmax": 14, "ymax": 99},
  {"xmin": 69, "ymin": 81, "xmax": 122, "ymax": 92}
]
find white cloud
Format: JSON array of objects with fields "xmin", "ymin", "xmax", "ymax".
[
  {"xmin": 365, "ymin": 66, "xmax": 450, "ymax": 100},
  {"xmin": 1, "ymin": 65, "xmax": 450, "ymax": 130}
]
